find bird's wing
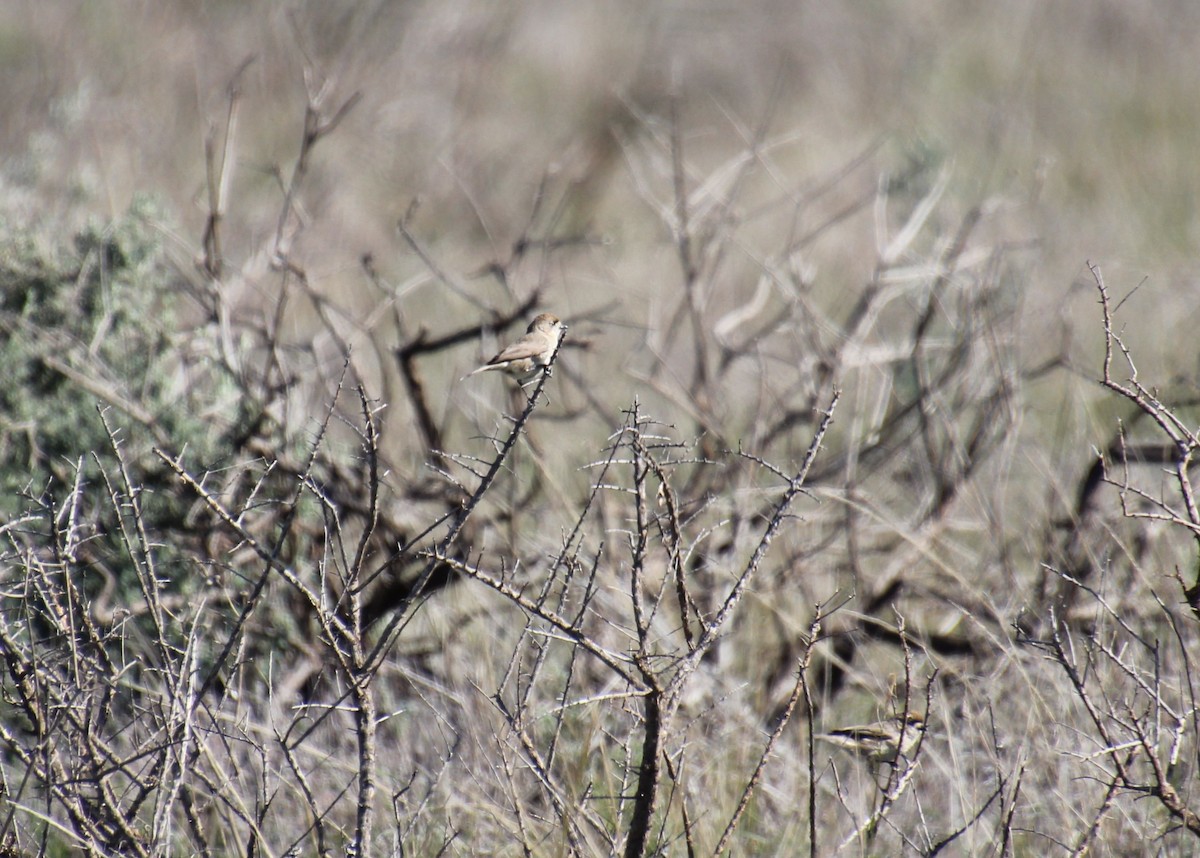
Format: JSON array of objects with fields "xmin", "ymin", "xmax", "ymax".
[
  {"xmin": 829, "ymin": 723, "xmax": 890, "ymax": 741},
  {"xmin": 486, "ymin": 336, "xmax": 541, "ymax": 366}
]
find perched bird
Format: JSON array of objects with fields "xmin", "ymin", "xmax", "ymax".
[
  {"xmin": 816, "ymin": 713, "xmax": 926, "ymax": 764},
  {"xmin": 465, "ymin": 313, "xmax": 567, "ymax": 381}
]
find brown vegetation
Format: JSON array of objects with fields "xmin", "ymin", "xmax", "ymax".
[{"xmin": 1, "ymin": 2, "xmax": 1199, "ymax": 855}]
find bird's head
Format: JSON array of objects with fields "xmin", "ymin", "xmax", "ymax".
[{"xmin": 528, "ymin": 313, "xmax": 566, "ymax": 334}]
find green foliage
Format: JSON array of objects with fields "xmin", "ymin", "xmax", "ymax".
[
  {"xmin": 0, "ymin": 197, "xmax": 180, "ymax": 495},
  {"xmin": 0, "ymin": 198, "xmax": 238, "ymax": 612}
]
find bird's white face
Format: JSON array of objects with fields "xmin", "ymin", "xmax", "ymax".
[{"xmin": 891, "ymin": 715, "xmax": 926, "ymax": 758}]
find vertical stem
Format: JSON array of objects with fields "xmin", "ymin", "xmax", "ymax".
[
  {"xmin": 623, "ymin": 692, "xmax": 662, "ymax": 858},
  {"xmin": 350, "ymin": 668, "xmax": 377, "ymax": 856}
]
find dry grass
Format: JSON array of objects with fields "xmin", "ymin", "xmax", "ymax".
[{"xmin": 1, "ymin": 1, "xmax": 1199, "ymax": 855}]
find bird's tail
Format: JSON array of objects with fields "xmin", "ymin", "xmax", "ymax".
[{"xmin": 461, "ymin": 363, "xmax": 497, "ymax": 381}]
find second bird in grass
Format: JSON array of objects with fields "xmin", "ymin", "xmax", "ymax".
[
  {"xmin": 815, "ymin": 713, "xmax": 926, "ymax": 764},
  {"xmin": 465, "ymin": 313, "xmax": 567, "ymax": 382}
]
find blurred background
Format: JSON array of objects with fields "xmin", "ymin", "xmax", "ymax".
[
  {"xmin": 3, "ymin": 1, "xmax": 1200, "ymax": 853},
  {"xmin": 4, "ymin": 0, "xmax": 1198, "ymax": 346}
]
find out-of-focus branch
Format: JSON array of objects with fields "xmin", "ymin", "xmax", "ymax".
[{"xmin": 200, "ymin": 57, "xmax": 254, "ymax": 280}]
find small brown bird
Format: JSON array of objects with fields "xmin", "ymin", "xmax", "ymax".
[
  {"xmin": 465, "ymin": 313, "xmax": 567, "ymax": 381},
  {"xmin": 816, "ymin": 713, "xmax": 926, "ymax": 764}
]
